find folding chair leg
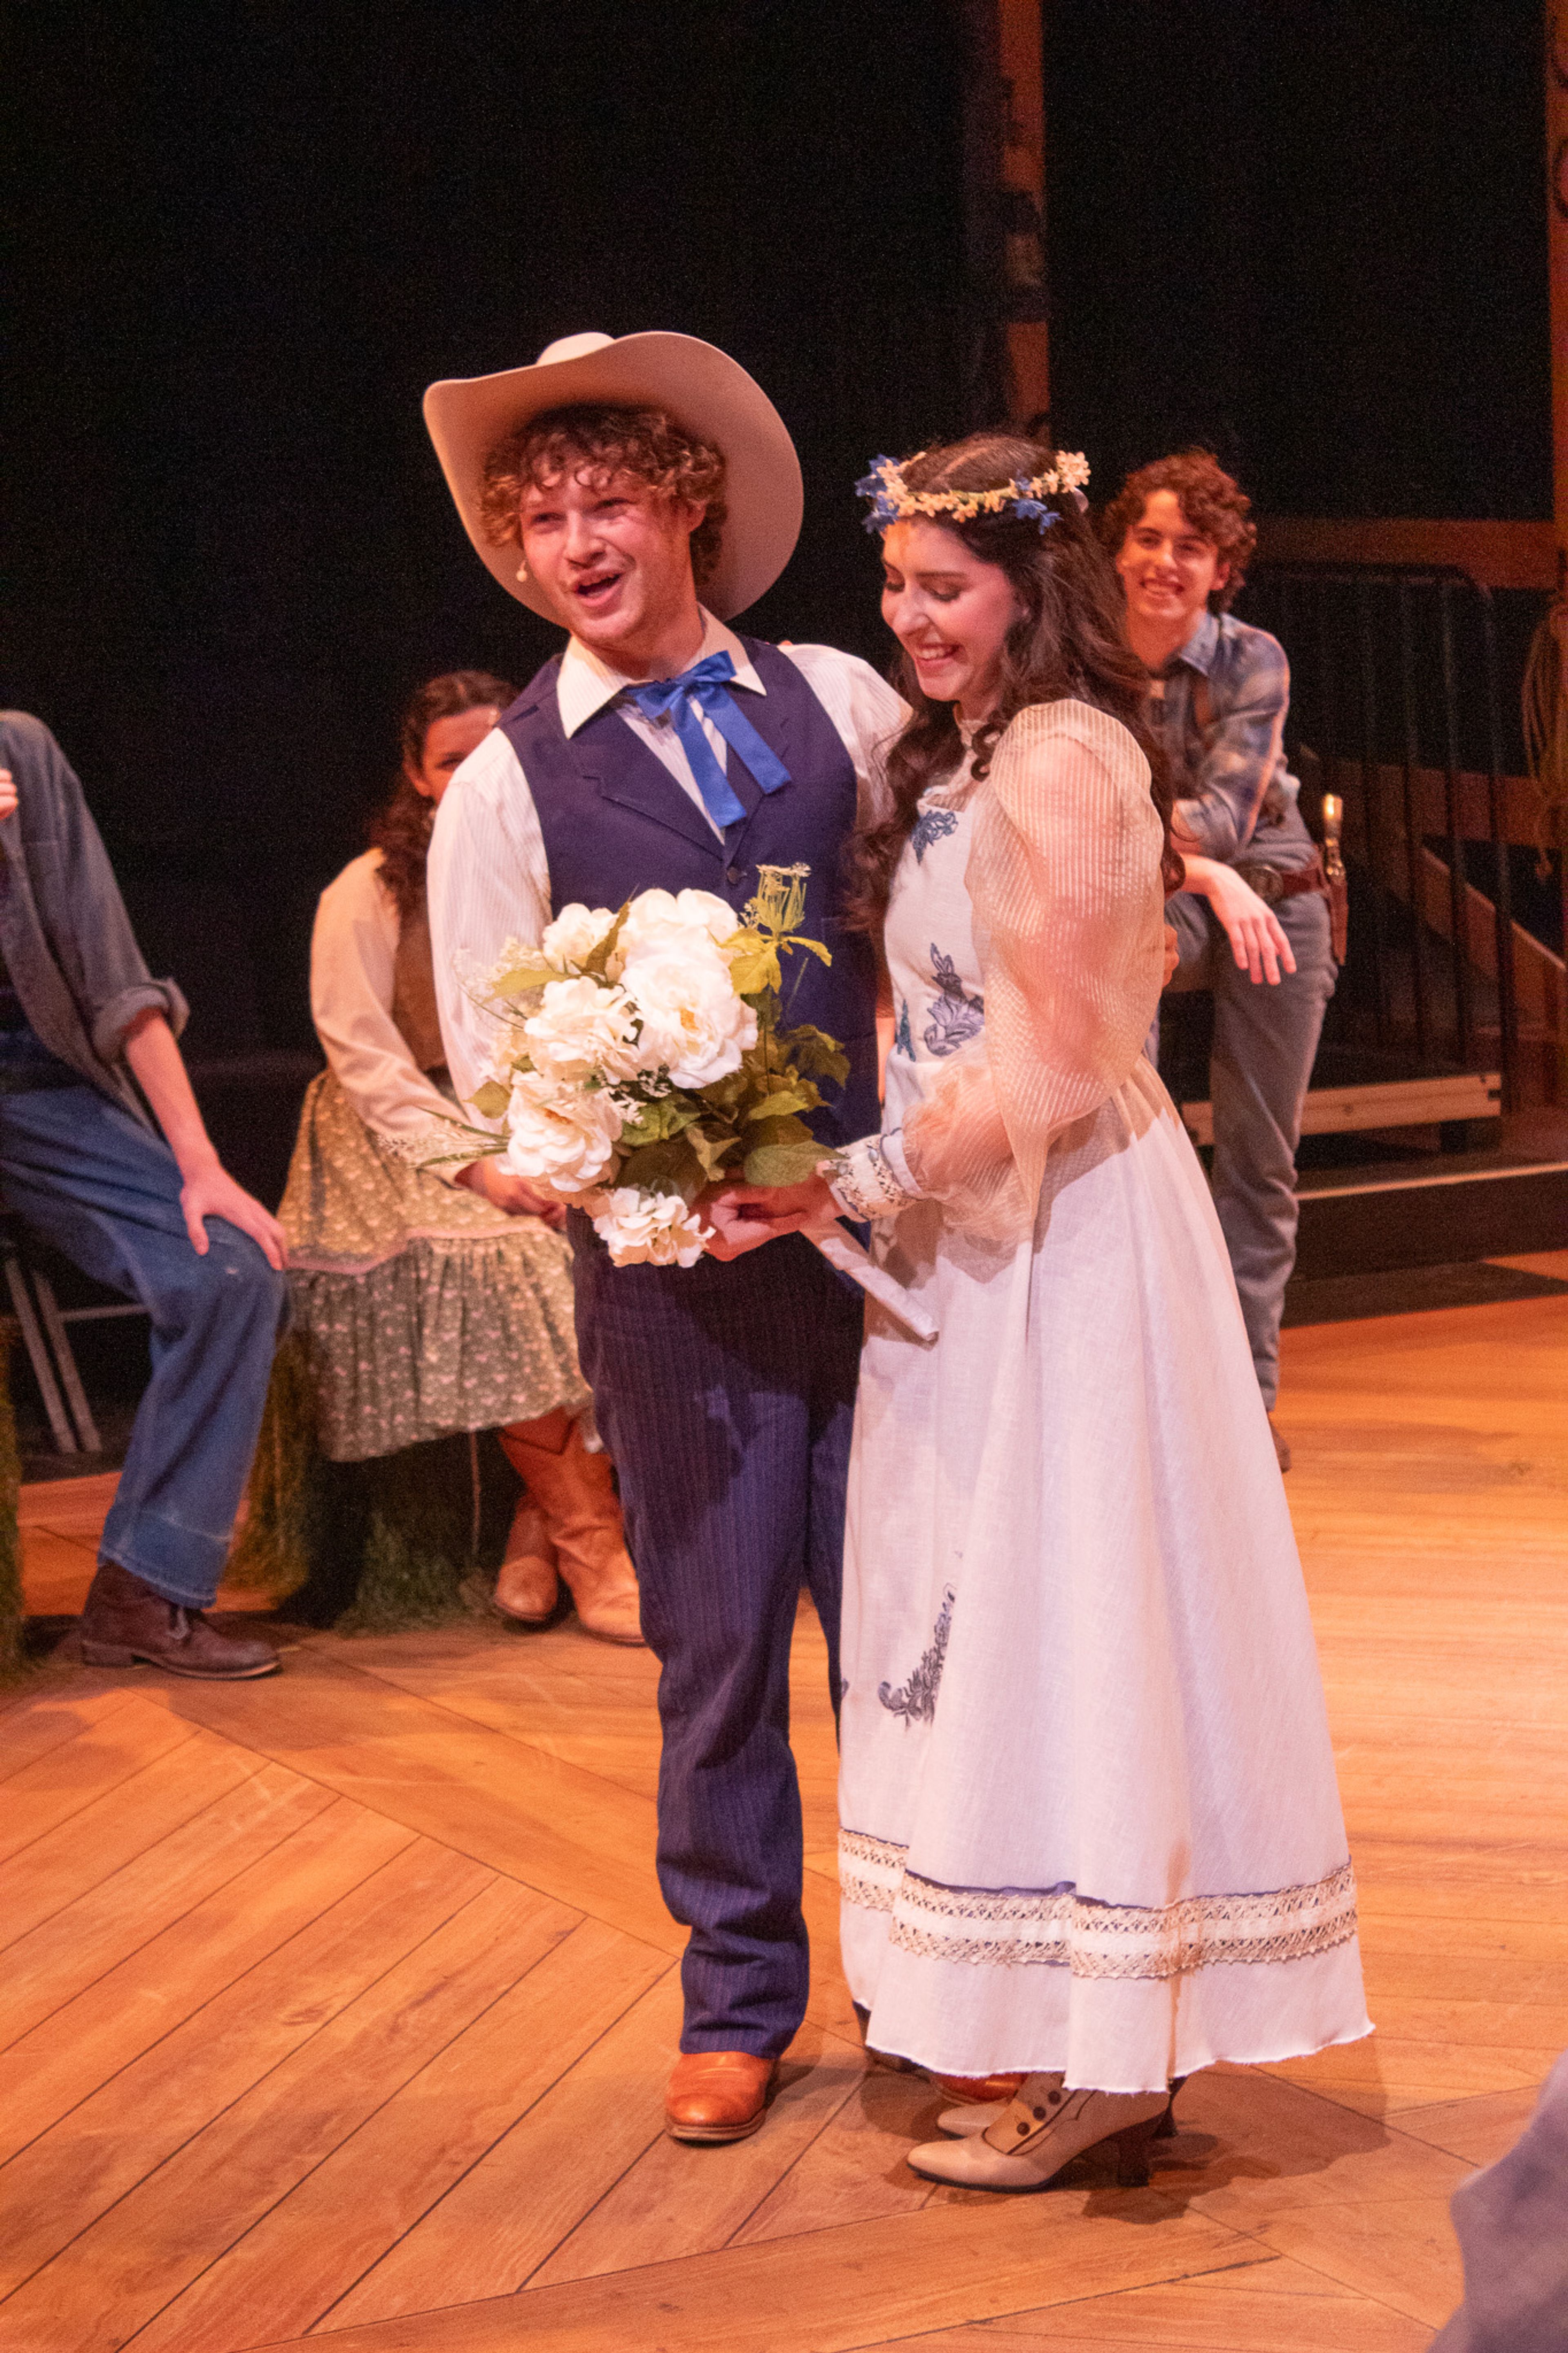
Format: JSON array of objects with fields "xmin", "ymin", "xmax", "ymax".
[
  {"xmin": 32, "ymin": 1271, "xmax": 102, "ymax": 1453},
  {"xmin": 3, "ymin": 1252, "xmax": 77, "ymax": 1454}
]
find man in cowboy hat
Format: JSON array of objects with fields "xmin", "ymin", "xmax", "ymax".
[{"xmin": 424, "ymin": 331, "xmax": 902, "ymax": 2143}]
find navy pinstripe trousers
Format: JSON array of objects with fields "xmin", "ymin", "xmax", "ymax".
[{"xmin": 569, "ymin": 1213, "xmax": 862, "ymax": 2056}]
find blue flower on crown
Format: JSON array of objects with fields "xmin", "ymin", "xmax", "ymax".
[
  {"xmin": 855, "ymin": 457, "xmax": 904, "ymax": 535},
  {"xmin": 1010, "ymin": 480, "xmax": 1064, "ymax": 534}
]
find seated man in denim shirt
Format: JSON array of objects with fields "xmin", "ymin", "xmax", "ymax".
[
  {"xmin": 0, "ymin": 712, "xmax": 288, "ymax": 1674},
  {"xmin": 1105, "ymin": 455, "xmax": 1335, "ymax": 1468}
]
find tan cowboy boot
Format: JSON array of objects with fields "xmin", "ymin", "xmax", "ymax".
[
  {"xmin": 909, "ymin": 2076, "xmax": 1169, "ymax": 2190},
  {"xmin": 491, "ymin": 1484, "xmax": 559, "ymax": 1625},
  {"xmin": 666, "ymin": 2052, "xmax": 777, "ymax": 2143},
  {"xmin": 498, "ymin": 1417, "xmax": 644, "ymax": 1645}
]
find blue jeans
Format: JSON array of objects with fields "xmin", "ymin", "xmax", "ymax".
[
  {"xmin": 1156, "ymin": 887, "xmax": 1336, "ymax": 1410},
  {"xmin": 570, "ymin": 1215, "xmax": 860, "ymax": 2058},
  {"xmin": 0, "ymin": 1084, "xmax": 287, "ymax": 1606}
]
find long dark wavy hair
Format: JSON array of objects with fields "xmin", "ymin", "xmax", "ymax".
[
  {"xmin": 370, "ymin": 670, "xmax": 516, "ymax": 924},
  {"xmin": 845, "ymin": 433, "xmax": 1180, "ymax": 934}
]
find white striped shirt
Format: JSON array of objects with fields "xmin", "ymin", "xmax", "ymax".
[{"xmin": 427, "ymin": 609, "xmax": 904, "ymax": 1112}]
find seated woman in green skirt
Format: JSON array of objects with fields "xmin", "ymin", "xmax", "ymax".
[{"xmin": 280, "ymin": 670, "xmax": 641, "ymax": 1643}]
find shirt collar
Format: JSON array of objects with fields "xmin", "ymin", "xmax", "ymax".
[
  {"xmin": 556, "ymin": 609, "xmax": 764, "ymax": 738},
  {"xmin": 1168, "ymin": 607, "xmax": 1221, "ymax": 680}
]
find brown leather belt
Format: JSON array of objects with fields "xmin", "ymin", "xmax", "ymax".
[{"xmin": 1231, "ymin": 851, "xmax": 1329, "ymax": 906}]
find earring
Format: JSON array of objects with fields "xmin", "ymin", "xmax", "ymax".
[{"xmin": 515, "ymin": 556, "xmax": 530, "ymax": 582}]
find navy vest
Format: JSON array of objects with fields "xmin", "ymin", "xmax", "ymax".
[{"xmin": 501, "ymin": 638, "xmax": 880, "ymax": 1149}]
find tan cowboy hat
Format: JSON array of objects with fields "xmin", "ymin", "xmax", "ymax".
[{"xmin": 423, "ymin": 330, "xmax": 803, "ymax": 622}]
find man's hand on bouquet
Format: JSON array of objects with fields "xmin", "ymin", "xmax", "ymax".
[
  {"xmin": 458, "ymin": 1158, "xmax": 568, "ymax": 1229},
  {"xmin": 704, "ymin": 1174, "xmax": 839, "ymax": 1260}
]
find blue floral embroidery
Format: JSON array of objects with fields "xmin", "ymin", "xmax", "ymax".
[
  {"xmin": 923, "ymin": 946, "xmax": 984, "ymax": 1057},
  {"xmin": 912, "ymin": 805, "xmax": 958, "ymax": 864},
  {"xmin": 893, "ymin": 999, "xmax": 913, "ymax": 1059},
  {"xmin": 878, "ymin": 1588, "xmax": 956, "ymax": 1725}
]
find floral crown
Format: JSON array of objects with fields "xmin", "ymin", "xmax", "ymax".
[{"xmin": 855, "ymin": 449, "xmax": 1091, "ymax": 536}]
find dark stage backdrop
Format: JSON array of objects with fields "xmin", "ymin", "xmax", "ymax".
[
  {"xmin": 1047, "ymin": 0, "xmax": 1551, "ymax": 521},
  {"xmin": 5, "ymin": 0, "xmax": 969, "ymax": 1061},
  {"xmin": 4, "ymin": 0, "xmax": 1553, "ymax": 1072}
]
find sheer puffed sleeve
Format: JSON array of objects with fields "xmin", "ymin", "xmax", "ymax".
[{"xmin": 898, "ymin": 700, "xmax": 1167, "ymax": 1232}]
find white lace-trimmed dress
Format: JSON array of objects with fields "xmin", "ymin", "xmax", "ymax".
[{"xmin": 834, "ymin": 699, "xmax": 1370, "ymax": 2093}]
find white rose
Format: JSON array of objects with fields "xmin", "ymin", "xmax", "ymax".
[
  {"xmin": 621, "ymin": 936, "xmax": 757, "ymax": 1090},
  {"xmin": 503, "ymin": 1073, "xmax": 623, "ymax": 1191},
  {"xmin": 668, "ymin": 888, "xmax": 741, "ymax": 944},
  {"xmin": 540, "ymin": 903, "xmax": 619, "ymax": 972},
  {"xmin": 610, "ymin": 886, "xmax": 740, "ymax": 973},
  {"xmin": 590, "ymin": 1186, "xmax": 713, "ymax": 1268},
  {"xmin": 522, "ymin": 976, "xmax": 643, "ymax": 1084}
]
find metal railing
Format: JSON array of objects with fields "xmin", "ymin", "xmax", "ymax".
[{"xmin": 1238, "ymin": 562, "xmax": 1566, "ymax": 1115}]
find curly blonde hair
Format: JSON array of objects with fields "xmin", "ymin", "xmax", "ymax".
[{"xmin": 478, "ymin": 402, "xmax": 728, "ymax": 587}]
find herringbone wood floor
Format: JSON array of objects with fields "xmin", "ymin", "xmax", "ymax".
[{"xmin": 1, "ymin": 1253, "xmax": 1564, "ymax": 2353}]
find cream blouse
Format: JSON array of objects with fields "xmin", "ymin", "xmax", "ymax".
[{"xmin": 309, "ymin": 850, "xmax": 464, "ymax": 1179}]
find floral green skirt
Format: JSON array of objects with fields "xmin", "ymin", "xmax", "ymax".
[{"xmin": 280, "ymin": 1069, "xmax": 589, "ymax": 1462}]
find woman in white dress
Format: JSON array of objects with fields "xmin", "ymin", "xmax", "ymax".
[{"xmin": 711, "ymin": 435, "xmax": 1369, "ymax": 2191}]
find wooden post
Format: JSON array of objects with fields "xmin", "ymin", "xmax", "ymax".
[
  {"xmin": 959, "ymin": 0, "xmax": 1049, "ymax": 429},
  {"xmin": 997, "ymin": 0, "xmax": 1049, "ymax": 430},
  {"xmin": 1549, "ymin": 5, "xmax": 1568, "ymax": 585}
]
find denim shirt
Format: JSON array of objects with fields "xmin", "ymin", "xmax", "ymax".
[
  {"xmin": 1148, "ymin": 609, "xmax": 1317, "ymax": 873},
  {"xmin": 0, "ymin": 713, "xmax": 188, "ymax": 1127}
]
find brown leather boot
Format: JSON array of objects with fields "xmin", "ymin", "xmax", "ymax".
[
  {"xmin": 666, "ymin": 2051, "xmax": 777, "ymax": 2143},
  {"xmin": 497, "ymin": 1419, "xmax": 644, "ymax": 1645},
  {"xmin": 492, "ymin": 1492, "xmax": 559, "ymax": 1625},
  {"xmin": 78, "ymin": 1559, "xmax": 280, "ymax": 1679}
]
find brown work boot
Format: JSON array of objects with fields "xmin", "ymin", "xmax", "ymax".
[
  {"xmin": 665, "ymin": 2051, "xmax": 778, "ymax": 2143},
  {"xmin": 78, "ymin": 1559, "xmax": 280, "ymax": 1679},
  {"xmin": 498, "ymin": 1418, "xmax": 644, "ymax": 1645},
  {"xmin": 491, "ymin": 1492, "xmax": 559, "ymax": 1624}
]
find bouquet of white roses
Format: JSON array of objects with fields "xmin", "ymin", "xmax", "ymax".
[{"xmin": 446, "ymin": 865, "xmax": 851, "ymax": 1267}]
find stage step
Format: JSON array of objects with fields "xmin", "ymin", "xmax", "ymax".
[
  {"xmin": 1179, "ymin": 1070, "xmax": 1500, "ymax": 1150},
  {"xmin": 1292, "ymin": 1149, "xmax": 1568, "ymax": 1279}
]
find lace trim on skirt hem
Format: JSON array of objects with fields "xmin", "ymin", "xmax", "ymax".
[{"xmin": 839, "ymin": 1828, "xmax": 1358, "ymax": 1980}]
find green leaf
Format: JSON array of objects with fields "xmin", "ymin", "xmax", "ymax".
[
  {"xmin": 744, "ymin": 1112, "xmax": 813, "ymax": 1153},
  {"xmin": 469, "ymin": 1079, "xmax": 510, "ymax": 1119},
  {"xmin": 580, "ymin": 903, "xmax": 631, "ymax": 978},
  {"xmin": 617, "ymin": 1135, "xmax": 706, "ymax": 1204},
  {"xmin": 686, "ymin": 1126, "xmax": 739, "ymax": 1180},
  {"xmin": 727, "ymin": 941, "xmax": 782, "ymax": 997},
  {"xmin": 743, "ymin": 1138, "xmax": 828, "ymax": 1186},
  {"xmin": 617, "ymin": 1096, "xmax": 698, "ymax": 1148},
  {"xmin": 783, "ymin": 935, "xmax": 833, "ymax": 967},
  {"xmin": 745, "ymin": 1087, "xmax": 814, "ymax": 1122},
  {"xmin": 781, "ymin": 1024, "xmax": 851, "ymax": 1085},
  {"xmin": 698, "ymin": 1068, "xmax": 750, "ymax": 1112},
  {"xmin": 491, "ymin": 959, "xmax": 555, "ymax": 999}
]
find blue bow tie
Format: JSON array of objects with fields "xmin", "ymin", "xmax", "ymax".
[{"xmin": 620, "ymin": 650, "xmax": 791, "ymax": 831}]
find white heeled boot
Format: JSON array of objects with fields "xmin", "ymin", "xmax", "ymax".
[{"xmin": 909, "ymin": 2077, "xmax": 1169, "ymax": 2191}]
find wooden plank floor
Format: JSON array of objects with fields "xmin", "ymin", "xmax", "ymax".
[{"xmin": 2, "ymin": 1252, "xmax": 1564, "ymax": 2353}]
